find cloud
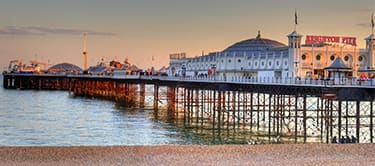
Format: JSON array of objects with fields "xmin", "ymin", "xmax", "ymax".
[{"xmin": 0, "ymin": 26, "xmax": 116, "ymax": 36}]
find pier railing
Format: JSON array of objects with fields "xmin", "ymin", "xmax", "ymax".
[
  {"xmin": 4, "ymin": 73, "xmax": 375, "ymax": 88},
  {"xmin": 134, "ymin": 75, "xmax": 375, "ymax": 88}
]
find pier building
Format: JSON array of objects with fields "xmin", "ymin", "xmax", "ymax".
[
  {"xmin": 169, "ymin": 30, "xmax": 375, "ymax": 81},
  {"xmin": 48, "ymin": 63, "xmax": 83, "ymax": 75}
]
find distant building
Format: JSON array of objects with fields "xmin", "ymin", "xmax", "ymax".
[
  {"xmin": 168, "ymin": 53, "xmax": 187, "ymax": 77},
  {"xmin": 48, "ymin": 63, "xmax": 82, "ymax": 75},
  {"xmin": 169, "ymin": 29, "xmax": 375, "ymax": 80}
]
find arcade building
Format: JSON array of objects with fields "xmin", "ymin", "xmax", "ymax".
[{"xmin": 168, "ymin": 27, "xmax": 375, "ymax": 81}]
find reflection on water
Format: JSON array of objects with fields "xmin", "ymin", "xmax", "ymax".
[
  {"xmin": 0, "ymin": 76, "xmax": 290, "ymax": 146},
  {"xmin": 150, "ymin": 106, "xmax": 294, "ymax": 145}
]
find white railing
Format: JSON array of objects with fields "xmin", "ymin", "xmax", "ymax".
[{"xmin": 138, "ymin": 75, "xmax": 375, "ymax": 87}]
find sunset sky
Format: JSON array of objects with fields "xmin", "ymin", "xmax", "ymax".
[{"xmin": 0, "ymin": 0, "xmax": 374, "ymax": 70}]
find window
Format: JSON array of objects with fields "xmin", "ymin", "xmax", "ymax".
[
  {"xmin": 228, "ymin": 59, "xmax": 231, "ymax": 63},
  {"xmin": 238, "ymin": 59, "xmax": 241, "ymax": 63},
  {"xmin": 316, "ymin": 54, "xmax": 321, "ymax": 61},
  {"xmin": 301, "ymin": 54, "xmax": 306, "ymax": 60},
  {"xmin": 330, "ymin": 55, "xmax": 335, "ymax": 61},
  {"xmin": 268, "ymin": 61, "xmax": 272, "ymax": 66},
  {"xmin": 276, "ymin": 61, "xmax": 280, "ymax": 66},
  {"xmin": 248, "ymin": 62, "xmax": 252, "ymax": 67},
  {"xmin": 344, "ymin": 56, "xmax": 349, "ymax": 61},
  {"xmin": 358, "ymin": 56, "xmax": 363, "ymax": 62}
]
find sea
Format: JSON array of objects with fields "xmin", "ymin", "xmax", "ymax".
[{"xmin": 0, "ymin": 76, "xmax": 255, "ymax": 146}]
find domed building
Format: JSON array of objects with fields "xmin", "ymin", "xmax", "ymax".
[
  {"xmin": 223, "ymin": 31, "xmax": 286, "ymax": 52},
  {"xmin": 169, "ymin": 31, "xmax": 291, "ymax": 80},
  {"xmin": 48, "ymin": 63, "xmax": 83, "ymax": 75},
  {"xmin": 215, "ymin": 31, "xmax": 289, "ymax": 80}
]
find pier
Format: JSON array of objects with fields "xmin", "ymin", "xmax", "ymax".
[{"xmin": 3, "ymin": 73, "xmax": 375, "ymax": 144}]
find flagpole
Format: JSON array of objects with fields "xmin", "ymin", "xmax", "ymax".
[
  {"xmin": 294, "ymin": 9, "xmax": 297, "ymax": 31},
  {"xmin": 372, "ymin": 13, "xmax": 374, "ymax": 34}
]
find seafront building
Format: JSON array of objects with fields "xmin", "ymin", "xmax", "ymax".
[{"xmin": 169, "ymin": 28, "xmax": 375, "ymax": 81}]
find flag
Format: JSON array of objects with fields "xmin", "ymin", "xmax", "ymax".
[
  {"xmin": 295, "ymin": 10, "xmax": 298, "ymax": 25},
  {"xmin": 372, "ymin": 13, "xmax": 374, "ymax": 29}
]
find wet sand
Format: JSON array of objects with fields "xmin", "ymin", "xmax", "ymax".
[{"xmin": 0, "ymin": 144, "xmax": 374, "ymax": 166}]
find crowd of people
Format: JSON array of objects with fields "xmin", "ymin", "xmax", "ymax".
[{"xmin": 331, "ymin": 135, "xmax": 357, "ymax": 144}]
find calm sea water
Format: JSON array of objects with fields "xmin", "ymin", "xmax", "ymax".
[{"xmin": 0, "ymin": 76, "xmax": 255, "ymax": 146}]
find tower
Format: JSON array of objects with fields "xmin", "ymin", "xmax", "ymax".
[
  {"xmin": 287, "ymin": 31, "xmax": 303, "ymax": 78},
  {"xmin": 366, "ymin": 14, "xmax": 375, "ymax": 69},
  {"xmin": 83, "ymin": 32, "xmax": 88, "ymax": 70},
  {"xmin": 365, "ymin": 34, "xmax": 375, "ymax": 69}
]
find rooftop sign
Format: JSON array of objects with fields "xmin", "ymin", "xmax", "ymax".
[
  {"xmin": 305, "ymin": 35, "xmax": 357, "ymax": 46},
  {"xmin": 170, "ymin": 53, "xmax": 186, "ymax": 59}
]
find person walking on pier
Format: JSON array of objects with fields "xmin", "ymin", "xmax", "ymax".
[
  {"xmin": 339, "ymin": 136, "xmax": 345, "ymax": 144},
  {"xmin": 346, "ymin": 136, "xmax": 351, "ymax": 143},
  {"xmin": 332, "ymin": 136, "xmax": 338, "ymax": 144}
]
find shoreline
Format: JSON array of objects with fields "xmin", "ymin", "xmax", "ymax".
[{"xmin": 0, "ymin": 144, "xmax": 374, "ymax": 165}]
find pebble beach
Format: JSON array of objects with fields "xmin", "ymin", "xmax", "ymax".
[{"xmin": 0, "ymin": 144, "xmax": 374, "ymax": 166}]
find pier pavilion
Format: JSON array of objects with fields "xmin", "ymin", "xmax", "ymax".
[{"xmin": 169, "ymin": 30, "xmax": 375, "ymax": 81}]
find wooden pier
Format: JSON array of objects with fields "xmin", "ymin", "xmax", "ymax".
[{"xmin": 3, "ymin": 73, "xmax": 375, "ymax": 143}]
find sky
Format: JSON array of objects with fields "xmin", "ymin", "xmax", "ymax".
[{"xmin": 0, "ymin": 0, "xmax": 374, "ymax": 70}]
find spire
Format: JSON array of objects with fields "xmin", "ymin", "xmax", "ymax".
[{"xmin": 256, "ymin": 30, "xmax": 261, "ymax": 39}]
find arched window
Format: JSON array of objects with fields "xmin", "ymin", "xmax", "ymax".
[
  {"xmin": 238, "ymin": 59, "xmax": 241, "ymax": 63},
  {"xmin": 301, "ymin": 54, "xmax": 306, "ymax": 60},
  {"xmin": 330, "ymin": 55, "xmax": 335, "ymax": 61},
  {"xmin": 358, "ymin": 56, "xmax": 363, "ymax": 62},
  {"xmin": 316, "ymin": 54, "xmax": 321, "ymax": 61},
  {"xmin": 344, "ymin": 55, "xmax": 349, "ymax": 61}
]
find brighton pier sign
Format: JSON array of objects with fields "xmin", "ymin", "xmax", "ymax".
[{"xmin": 305, "ymin": 35, "xmax": 357, "ymax": 46}]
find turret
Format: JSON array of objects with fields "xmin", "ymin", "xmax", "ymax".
[
  {"xmin": 365, "ymin": 34, "xmax": 375, "ymax": 69},
  {"xmin": 287, "ymin": 31, "xmax": 303, "ymax": 78}
]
